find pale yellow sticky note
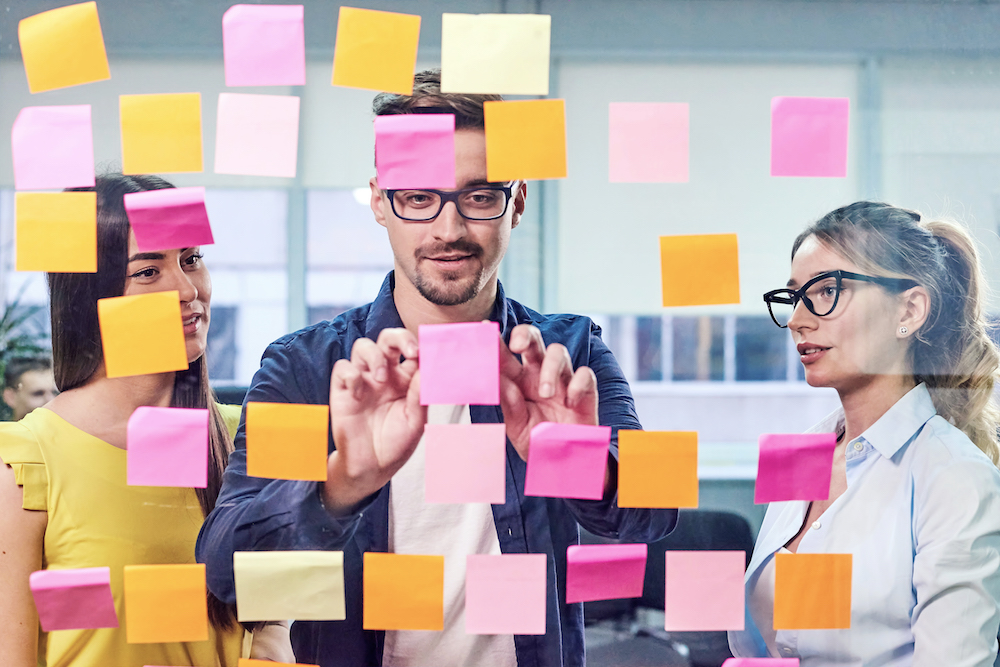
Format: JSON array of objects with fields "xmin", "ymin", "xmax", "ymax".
[
  {"xmin": 120, "ymin": 93, "xmax": 203, "ymax": 174},
  {"xmin": 15, "ymin": 192, "xmax": 96, "ymax": 273},
  {"xmin": 774, "ymin": 553, "xmax": 852, "ymax": 629},
  {"xmin": 331, "ymin": 7, "xmax": 420, "ymax": 94},
  {"xmin": 234, "ymin": 551, "xmax": 345, "ymax": 622},
  {"xmin": 97, "ymin": 291, "xmax": 189, "ymax": 378},
  {"xmin": 246, "ymin": 402, "xmax": 329, "ymax": 481},
  {"xmin": 618, "ymin": 431, "xmax": 699, "ymax": 508},
  {"xmin": 123, "ymin": 563, "xmax": 208, "ymax": 644},
  {"xmin": 484, "ymin": 99, "xmax": 566, "ymax": 181},
  {"xmin": 441, "ymin": 13, "xmax": 550, "ymax": 95},
  {"xmin": 659, "ymin": 234, "xmax": 740, "ymax": 307},
  {"xmin": 18, "ymin": 2, "xmax": 110, "ymax": 93}
]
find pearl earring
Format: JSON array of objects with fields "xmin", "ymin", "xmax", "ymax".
[{"xmin": 899, "ymin": 326, "xmax": 908, "ymax": 335}]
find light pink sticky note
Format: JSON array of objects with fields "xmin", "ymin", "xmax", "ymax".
[
  {"xmin": 418, "ymin": 321, "xmax": 500, "ymax": 406},
  {"xmin": 424, "ymin": 423, "xmax": 506, "ymax": 504},
  {"xmin": 466, "ymin": 554, "xmax": 546, "ymax": 635},
  {"xmin": 770, "ymin": 96, "xmax": 849, "ymax": 177},
  {"xmin": 665, "ymin": 550, "xmax": 745, "ymax": 631},
  {"xmin": 127, "ymin": 406, "xmax": 209, "ymax": 488},
  {"xmin": 566, "ymin": 543, "xmax": 646, "ymax": 604},
  {"xmin": 29, "ymin": 567, "xmax": 118, "ymax": 631},
  {"xmin": 723, "ymin": 659, "xmax": 800, "ymax": 666},
  {"xmin": 214, "ymin": 92, "xmax": 300, "ymax": 178},
  {"xmin": 754, "ymin": 433, "xmax": 837, "ymax": 504},
  {"xmin": 524, "ymin": 422, "xmax": 610, "ymax": 500},
  {"xmin": 608, "ymin": 102, "xmax": 689, "ymax": 183},
  {"xmin": 374, "ymin": 114, "xmax": 456, "ymax": 189},
  {"xmin": 222, "ymin": 4, "xmax": 306, "ymax": 87},
  {"xmin": 12, "ymin": 104, "xmax": 95, "ymax": 191},
  {"xmin": 123, "ymin": 186, "xmax": 215, "ymax": 253}
]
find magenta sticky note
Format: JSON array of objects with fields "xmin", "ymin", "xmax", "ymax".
[
  {"xmin": 127, "ymin": 406, "xmax": 209, "ymax": 488},
  {"xmin": 12, "ymin": 105, "xmax": 95, "ymax": 191},
  {"xmin": 424, "ymin": 423, "xmax": 506, "ymax": 504},
  {"xmin": 754, "ymin": 433, "xmax": 837, "ymax": 504},
  {"xmin": 770, "ymin": 96, "xmax": 849, "ymax": 177},
  {"xmin": 374, "ymin": 114, "xmax": 456, "ymax": 189},
  {"xmin": 222, "ymin": 4, "xmax": 306, "ymax": 86},
  {"xmin": 665, "ymin": 551, "xmax": 745, "ymax": 631},
  {"xmin": 418, "ymin": 321, "xmax": 499, "ymax": 405},
  {"xmin": 123, "ymin": 186, "xmax": 214, "ymax": 253},
  {"xmin": 214, "ymin": 92, "xmax": 300, "ymax": 178},
  {"xmin": 466, "ymin": 554, "xmax": 546, "ymax": 635},
  {"xmin": 608, "ymin": 102, "xmax": 689, "ymax": 183},
  {"xmin": 29, "ymin": 567, "xmax": 118, "ymax": 632},
  {"xmin": 723, "ymin": 660, "xmax": 800, "ymax": 666},
  {"xmin": 524, "ymin": 422, "xmax": 610, "ymax": 500},
  {"xmin": 566, "ymin": 543, "xmax": 646, "ymax": 604}
]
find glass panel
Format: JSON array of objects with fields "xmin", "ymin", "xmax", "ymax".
[
  {"xmin": 735, "ymin": 315, "xmax": 787, "ymax": 381},
  {"xmin": 672, "ymin": 316, "xmax": 724, "ymax": 381},
  {"xmin": 636, "ymin": 316, "xmax": 662, "ymax": 381}
]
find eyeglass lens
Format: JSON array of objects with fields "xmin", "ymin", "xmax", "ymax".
[
  {"xmin": 768, "ymin": 275, "xmax": 841, "ymax": 326},
  {"xmin": 391, "ymin": 189, "xmax": 508, "ymax": 221}
]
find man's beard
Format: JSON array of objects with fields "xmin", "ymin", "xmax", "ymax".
[{"xmin": 411, "ymin": 240, "xmax": 485, "ymax": 306}]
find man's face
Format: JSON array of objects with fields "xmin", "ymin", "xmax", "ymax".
[{"xmin": 3, "ymin": 368, "xmax": 57, "ymax": 420}]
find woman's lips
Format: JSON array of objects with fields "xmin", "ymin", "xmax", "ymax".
[
  {"xmin": 182, "ymin": 313, "xmax": 202, "ymax": 335},
  {"xmin": 797, "ymin": 343, "xmax": 830, "ymax": 364}
]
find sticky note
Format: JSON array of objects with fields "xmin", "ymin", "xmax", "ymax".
[
  {"xmin": 127, "ymin": 407, "xmax": 208, "ymax": 488},
  {"xmin": 16, "ymin": 191, "xmax": 96, "ymax": 273},
  {"xmin": 664, "ymin": 551, "xmax": 745, "ymax": 631},
  {"xmin": 484, "ymin": 100, "xmax": 567, "ymax": 181},
  {"xmin": 609, "ymin": 102, "xmax": 689, "ymax": 183},
  {"xmin": 239, "ymin": 660, "xmax": 321, "ymax": 667},
  {"xmin": 12, "ymin": 105, "xmax": 95, "ymax": 191},
  {"xmin": 331, "ymin": 7, "xmax": 420, "ymax": 94},
  {"xmin": 234, "ymin": 551, "xmax": 345, "ymax": 622},
  {"xmin": 465, "ymin": 554, "xmax": 546, "ymax": 635},
  {"xmin": 214, "ymin": 93, "xmax": 300, "ymax": 178},
  {"xmin": 97, "ymin": 292, "xmax": 188, "ymax": 378},
  {"xmin": 755, "ymin": 433, "xmax": 837, "ymax": 504},
  {"xmin": 771, "ymin": 96, "xmax": 850, "ymax": 178},
  {"xmin": 123, "ymin": 186, "xmax": 215, "ymax": 253},
  {"xmin": 566, "ymin": 543, "xmax": 646, "ymax": 604},
  {"xmin": 440, "ymin": 13, "xmax": 550, "ymax": 95},
  {"xmin": 123, "ymin": 563, "xmax": 208, "ymax": 643},
  {"xmin": 524, "ymin": 422, "xmax": 610, "ymax": 500},
  {"xmin": 722, "ymin": 659, "xmax": 800, "ymax": 666},
  {"xmin": 120, "ymin": 93, "xmax": 203, "ymax": 174},
  {"xmin": 660, "ymin": 233, "xmax": 740, "ymax": 307},
  {"xmin": 374, "ymin": 114, "xmax": 456, "ymax": 190},
  {"xmin": 29, "ymin": 567, "xmax": 117, "ymax": 632},
  {"xmin": 246, "ymin": 402, "xmax": 329, "ymax": 481},
  {"xmin": 774, "ymin": 553, "xmax": 852, "ymax": 629},
  {"xmin": 363, "ymin": 553, "xmax": 443, "ymax": 631},
  {"xmin": 418, "ymin": 322, "xmax": 499, "ymax": 406},
  {"xmin": 18, "ymin": 2, "xmax": 110, "ymax": 93},
  {"xmin": 223, "ymin": 4, "xmax": 305, "ymax": 86},
  {"xmin": 618, "ymin": 430, "xmax": 698, "ymax": 508},
  {"xmin": 425, "ymin": 423, "xmax": 506, "ymax": 504}
]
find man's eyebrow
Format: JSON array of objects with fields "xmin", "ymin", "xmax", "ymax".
[
  {"xmin": 127, "ymin": 252, "xmax": 166, "ymax": 262},
  {"xmin": 461, "ymin": 179, "xmax": 505, "ymax": 188}
]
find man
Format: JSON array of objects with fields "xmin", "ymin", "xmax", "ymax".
[
  {"xmin": 3, "ymin": 356, "xmax": 56, "ymax": 421},
  {"xmin": 198, "ymin": 70, "xmax": 676, "ymax": 667}
]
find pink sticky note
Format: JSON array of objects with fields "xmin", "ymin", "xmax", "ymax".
[
  {"xmin": 222, "ymin": 4, "xmax": 305, "ymax": 87},
  {"xmin": 608, "ymin": 102, "xmax": 689, "ymax": 183},
  {"xmin": 723, "ymin": 660, "xmax": 800, "ymax": 666},
  {"xmin": 566, "ymin": 543, "xmax": 646, "ymax": 604},
  {"xmin": 418, "ymin": 322, "xmax": 499, "ymax": 406},
  {"xmin": 524, "ymin": 422, "xmax": 610, "ymax": 500},
  {"xmin": 29, "ymin": 567, "xmax": 118, "ymax": 631},
  {"xmin": 123, "ymin": 186, "xmax": 215, "ymax": 253},
  {"xmin": 770, "ymin": 96, "xmax": 849, "ymax": 177},
  {"xmin": 214, "ymin": 93, "xmax": 300, "ymax": 178},
  {"xmin": 374, "ymin": 114, "xmax": 456, "ymax": 190},
  {"xmin": 424, "ymin": 423, "xmax": 506, "ymax": 504},
  {"xmin": 665, "ymin": 551, "xmax": 745, "ymax": 631},
  {"xmin": 466, "ymin": 554, "xmax": 546, "ymax": 635},
  {"xmin": 12, "ymin": 104, "xmax": 95, "ymax": 191},
  {"xmin": 754, "ymin": 433, "xmax": 837, "ymax": 504},
  {"xmin": 127, "ymin": 406, "xmax": 209, "ymax": 488}
]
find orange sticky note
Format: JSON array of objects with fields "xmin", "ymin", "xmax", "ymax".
[
  {"xmin": 240, "ymin": 660, "xmax": 319, "ymax": 667},
  {"xmin": 15, "ymin": 192, "xmax": 96, "ymax": 273},
  {"xmin": 484, "ymin": 99, "xmax": 567, "ymax": 181},
  {"xmin": 123, "ymin": 563, "xmax": 208, "ymax": 643},
  {"xmin": 773, "ymin": 553, "xmax": 852, "ymax": 629},
  {"xmin": 618, "ymin": 431, "xmax": 698, "ymax": 508},
  {"xmin": 659, "ymin": 233, "xmax": 740, "ymax": 307},
  {"xmin": 18, "ymin": 2, "xmax": 110, "ymax": 93},
  {"xmin": 363, "ymin": 553, "xmax": 444, "ymax": 631},
  {"xmin": 246, "ymin": 402, "xmax": 329, "ymax": 481},
  {"xmin": 120, "ymin": 93, "xmax": 203, "ymax": 174},
  {"xmin": 97, "ymin": 292, "xmax": 188, "ymax": 379},
  {"xmin": 331, "ymin": 7, "xmax": 420, "ymax": 94}
]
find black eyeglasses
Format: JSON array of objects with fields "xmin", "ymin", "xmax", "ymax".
[
  {"xmin": 385, "ymin": 183, "xmax": 516, "ymax": 222},
  {"xmin": 763, "ymin": 270, "xmax": 919, "ymax": 328}
]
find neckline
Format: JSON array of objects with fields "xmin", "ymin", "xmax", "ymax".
[{"xmin": 34, "ymin": 407, "xmax": 126, "ymax": 454}]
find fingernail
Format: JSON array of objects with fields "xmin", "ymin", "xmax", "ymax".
[
  {"xmin": 408, "ymin": 344, "xmax": 418, "ymax": 357},
  {"xmin": 375, "ymin": 367, "xmax": 387, "ymax": 382},
  {"xmin": 540, "ymin": 383, "xmax": 554, "ymax": 398}
]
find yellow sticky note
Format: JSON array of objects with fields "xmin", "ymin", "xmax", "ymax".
[
  {"xmin": 659, "ymin": 234, "xmax": 740, "ymax": 307},
  {"xmin": 363, "ymin": 553, "xmax": 444, "ymax": 631},
  {"xmin": 618, "ymin": 431, "xmax": 698, "ymax": 509},
  {"xmin": 441, "ymin": 13, "xmax": 550, "ymax": 95},
  {"xmin": 123, "ymin": 564, "xmax": 208, "ymax": 643},
  {"xmin": 331, "ymin": 7, "xmax": 420, "ymax": 94},
  {"xmin": 15, "ymin": 192, "xmax": 96, "ymax": 273},
  {"xmin": 484, "ymin": 99, "xmax": 567, "ymax": 181},
  {"xmin": 97, "ymin": 291, "xmax": 188, "ymax": 378},
  {"xmin": 774, "ymin": 552, "xmax": 852, "ymax": 629},
  {"xmin": 18, "ymin": 2, "xmax": 110, "ymax": 94},
  {"xmin": 120, "ymin": 93, "xmax": 203, "ymax": 174},
  {"xmin": 234, "ymin": 551, "xmax": 345, "ymax": 622},
  {"xmin": 246, "ymin": 402, "xmax": 329, "ymax": 481}
]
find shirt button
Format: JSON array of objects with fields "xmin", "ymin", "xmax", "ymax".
[
  {"xmin": 782, "ymin": 648, "xmax": 793, "ymax": 654},
  {"xmin": 853, "ymin": 442, "xmax": 864, "ymax": 451},
  {"xmin": 812, "ymin": 521, "xmax": 822, "ymax": 530}
]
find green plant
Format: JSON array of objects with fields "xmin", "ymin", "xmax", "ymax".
[{"xmin": 0, "ymin": 284, "xmax": 50, "ymax": 420}]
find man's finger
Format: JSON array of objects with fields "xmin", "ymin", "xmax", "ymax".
[
  {"xmin": 566, "ymin": 366, "xmax": 599, "ymax": 419},
  {"xmin": 508, "ymin": 324, "xmax": 547, "ymax": 368},
  {"xmin": 376, "ymin": 327, "xmax": 419, "ymax": 361},
  {"xmin": 537, "ymin": 342, "xmax": 574, "ymax": 400},
  {"xmin": 350, "ymin": 337, "xmax": 389, "ymax": 383},
  {"xmin": 331, "ymin": 358, "xmax": 364, "ymax": 401}
]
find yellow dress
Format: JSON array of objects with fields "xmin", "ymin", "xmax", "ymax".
[{"xmin": 0, "ymin": 404, "xmax": 244, "ymax": 667}]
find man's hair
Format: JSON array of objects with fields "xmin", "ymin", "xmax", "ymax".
[
  {"xmin": 372, "ymin": 69, "xmax": 503, "ymax": 129},
  {"xmin": 4, "ymin": 356, "xmax": 51, "ymax": 389}
]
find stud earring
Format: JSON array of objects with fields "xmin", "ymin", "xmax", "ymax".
[{"xmin": 899, "ymin": 326, "xmax": 908, "ymax": 335}]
